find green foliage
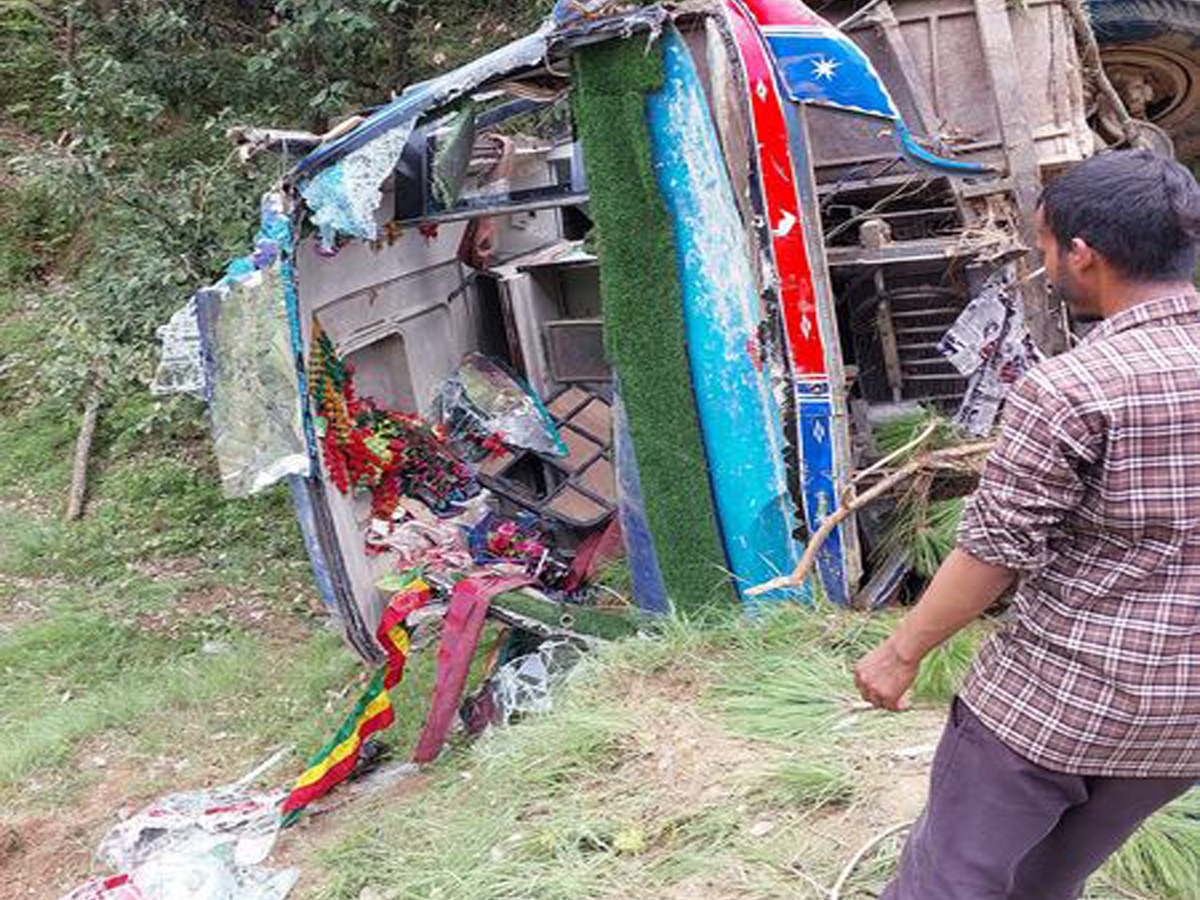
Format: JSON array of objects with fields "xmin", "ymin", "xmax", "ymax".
[
  {"xmin": 0, "ymin": 171, "xmax": 79, "ymax": 283},
  {"xmin": 715, "ymin": 646, "xmax": 874, "ymax": 743},
  {"xmin": 1102, "ymin": 792, "xmax": 1200, "ymax": 900},
  {"xmin": 0, "ymin": 1, "xmax": 59, "ymax": 122},
  {"xmin": 872, "ymin": 408, "xmax": 968, "ymax": 578},
  {"xmin": 912, "ymin": 624, "xmax": 985, "ymax": 703},
  {"xmin": 1, "ymin": 0, "xmax": 556, "ymax": 415},
  {"xmin": 873, "ymin": 407, "xmax": 960, "ymax": 457},
  {"xmin": 746, "ymin": 758, "xmax": 857, "ymax": 811},
  {"xmin": 877, "ymin": 496, "xmax": 966, "ymax": 579}
]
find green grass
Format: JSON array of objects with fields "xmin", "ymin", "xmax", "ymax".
[
  {"xmin": 871, "ymin": 408, "xmax": 968, "ymax": 578},
  {"xmin": 309, "ymin": 693, "xmax": 636, "ymax": 900},
  {"xmin": 0, "ymin": 627, "xmax": 351, "ymax": 793},
  {"xmin": 0, "ymin": 374, "xmax": 386, "ymax": 817},
  {"xmin": 304, "ymin": 611, "xmax": 906, "ymax": 900},
  {"xmin": 0, "ymin": 403, "xmax": 305, "ymax": 585},
  {"xmin": 304, "ymin": 609, "xmax": 1193, "ymax": 900},
  {"xmin": 1101, "ymin": 792, "xmax": 1200, "ymax": 900},
  {"xmin": 873, "ymin": 407, "xmax": 959, "ymax": 457},
  {"xmin": 714, "ymin": 645, "xmax": 875, "ymax": 743},
  {"xmin": 911, "ymin": 623, "xmax": 986, "ymax": 703},
  {"xmin": 745, "ymin": 757, "xmax": 857, "ymax": 811}
]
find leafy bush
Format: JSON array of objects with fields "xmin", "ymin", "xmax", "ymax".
[{"xmin": 2, "ymin": 0, "xmax": 553, "ymax": 414}]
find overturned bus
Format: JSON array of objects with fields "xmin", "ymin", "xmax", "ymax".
[{"xmin": 165, "ymin": 0, "xmax": 1167, "ymax": 661}]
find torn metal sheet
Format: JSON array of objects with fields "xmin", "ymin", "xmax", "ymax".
[
  {"xmin": 290, "ymin": 6, "xmax": 674, "ymax": 246},
  {"xmin": 290, "ymin": 31, "xmax": 552, "ymax": 180},
  {"xmin": 549, "ymin": 2, "xmax": 669, "ymax": 43}
]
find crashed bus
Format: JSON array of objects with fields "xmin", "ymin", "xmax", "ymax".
[{"xmin": 157, "ymin": 0, "xmax": 1198, "ymax": 662}]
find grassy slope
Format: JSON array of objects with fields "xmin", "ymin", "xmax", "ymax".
[
  {"xmin": 0, "ymin": 7, "xmax": 1194, "ymax": 893},
  {"xmin": 304, "ymin": 608, "xmax": 1197, "ymax": 900},
  {"xmin": 3, "ymin": 277, "xmax": 1194, "ymax": 900}
]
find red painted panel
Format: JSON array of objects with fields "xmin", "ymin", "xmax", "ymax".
[
  {"xmin": 738, "ymin": 0, "xmax": 825, "ymax": 28},
  {"xmin": 724, "ymin": 0, "xmax": 827, "ymax": 377}
]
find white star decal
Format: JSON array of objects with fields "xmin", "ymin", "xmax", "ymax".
[{"xmin": 812, "ymin": 57, "xmax": 840, "ymax": 81}]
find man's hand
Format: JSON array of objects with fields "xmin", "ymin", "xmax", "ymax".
[
  {"xmin": 854, "ymin": 639, "xmax": 919, "ymax": 712},
  {"xmin": 852, "ymin": 550, "xmax": 1016, "ymax": 712}
]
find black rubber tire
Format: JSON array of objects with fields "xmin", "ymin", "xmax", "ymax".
[{"xmin": 1087, "ymin": 0, "xmax": 1200, "ymax": 160}]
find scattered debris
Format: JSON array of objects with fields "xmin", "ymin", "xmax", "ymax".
[
  {"xmin": 465, "ymin": 637, "xmax": 587, "ymax": 729},
  {"xmin": 56, "ymin": 783, "xmax": 299, "ymax": 900},
  {"xmin": 431, "ymin": 352, "xmax": 566, "ymax": 459},
  {"xmin": 281, "ymin": 580, "xmax": 429, "ymax": 822},
  {"xmin": 413, "ymin": 574, "xmax": 534, "ymax": 764}
]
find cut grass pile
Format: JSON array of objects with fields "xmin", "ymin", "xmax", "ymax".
[
  {"xmin": 1105, "ymin": 793, "xmax": 1200, "ymax": 900},
  {"xmin": 871, "ymin": 408, "xmax": 968, "ymax": 578}
]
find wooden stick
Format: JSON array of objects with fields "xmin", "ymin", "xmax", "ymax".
[
  {"xmin": 844, "ymin": 420, "xmax": 939, "ymax": 502},
  {"xmin": 749, "ymin": 442, "xmax": 995, "ymax": 596},
  {"xmin": 837, "ymin": 0, "xmax": 888, "ymax": 32},
  {"xmin": 65, "ymin": 391, "xmax": 101, "ymax": 521}
]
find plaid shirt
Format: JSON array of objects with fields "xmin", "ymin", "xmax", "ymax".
[{"xmin": 958, "ymin": 291, "xmax": 1200, "ymax": 777}]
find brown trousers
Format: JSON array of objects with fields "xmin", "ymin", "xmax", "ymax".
[{"xmin": 881, "ymin": 698, "xmax": 1195, "ymax": 900}]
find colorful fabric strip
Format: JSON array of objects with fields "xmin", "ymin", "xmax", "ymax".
[{"xmin": 281, "ymin": 578, "xmax": 430, "ymax": 820}]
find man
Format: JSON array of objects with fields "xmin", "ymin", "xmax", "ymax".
[{"xmin": 855, "ymin": 149, "xmax": 1199, "ymax": 900}]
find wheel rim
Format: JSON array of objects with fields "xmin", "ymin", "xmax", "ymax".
[{"xmin": 1100, "ymin": 45, "xmax": 1198, "ymax": 128}]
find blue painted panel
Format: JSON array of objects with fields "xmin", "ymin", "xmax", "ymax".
[
  {"xmin": 766, "ymin": 29, "xmax": 993, "ymax": 177},
  {"xmin": 797, "ymin": 398, "xmax": 848, "ymax": 603},
  {"xmin": 646, "ymin": 30, "xmax": 807, "ymax": 605},
  {"xmin": 613, "ymin": 392, "xmax": 670, "ymax": 615},
  {"xmin": 765, "ymin": 33, "xmax": 898, "ymax": 120},
  {"xmin": 288, "ymin": 474, "xmax": 339, "ymax": 612}
]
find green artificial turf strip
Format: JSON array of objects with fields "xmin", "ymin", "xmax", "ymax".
[{"xmin": 572, "ymin": 37, "xmax": 732, "ymax": 613}]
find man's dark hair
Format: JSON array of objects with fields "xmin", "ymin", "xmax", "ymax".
[{"xmin": 1038, "ymin": 149, "xmax": 1199, "ymax": 282}]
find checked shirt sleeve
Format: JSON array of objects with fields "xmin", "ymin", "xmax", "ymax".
[{"xmin": 958, "ymin": 371, "xmax": 1102, "ymax": 572}]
